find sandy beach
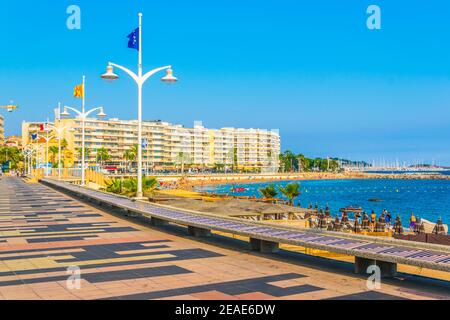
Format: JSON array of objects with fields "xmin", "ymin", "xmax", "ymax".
[{"xmin": 157, "ymin": 171, "xmax": 450, "ymax": 189}]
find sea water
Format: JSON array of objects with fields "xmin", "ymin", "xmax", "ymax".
[{"xmin": 195, "ymin": 177, "xmax": 450, "ymax": 225}]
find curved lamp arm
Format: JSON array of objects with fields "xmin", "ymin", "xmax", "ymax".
[
  {"xmin": 84, "ymin": 107, "xmax": 103, "ymax": 118},
  {"xmin": 64, "ymin": 106, "xmax": 83, "ymax": 117},
  {"xmin": 109, "ymin": 62, "xmax": 139, "ymax": 84},
  {"xmin": 38, "ymin": 134, "xmax": 56, "ymax": 142},
  {"xmin": 142, "ymin": 65, "xmax": 172, "ymax": 83}
]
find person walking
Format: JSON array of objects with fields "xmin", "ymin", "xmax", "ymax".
[{"xmin": 385, "ymin": 211, "xmax": 392, "ymax": 228}]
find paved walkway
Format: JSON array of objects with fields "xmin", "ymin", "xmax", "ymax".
[{"xmin": 0, "ymin": 177, "xmax": 448, "ymax": 300}]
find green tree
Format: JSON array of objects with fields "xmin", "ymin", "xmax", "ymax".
[
  {"xmin": 48, "ymin": 146, "xmax": 59, "ymax": 165},
  {"xmin": 278, "ymin": 182, "xmax": 301, "ymax": 206},
  {"xmin": 279, "ymin": 150, "xmax": 298, "ymax": 172},
  {"xmin": 123, "ymin": 146, "xmax": 137, "ymax": 173},
  {"xmin": 259, "ymin": 184, "xmax": 278, "ymax": 199},
  {"xmin": 77, "ymin": 147, "xmax": 91, "ymax": 159},
  {"xmin": 0, "ymin": 147, "xmax": 23, "ymax": 170},
  {"xmin": 106, "ymin": 179, "xmax": 123, "ymax": 194},
  {"xmin": 96, "ymin": 147, "xmax": 111, "ymax": 165},
  {"xmin": 111, "ymin": 176, "xmax": 159, "ymax": 197},
  {"xmin": 61, "ymin": 139, "xmax": 68, "ymax": 150},
  {"xmin": 142, "ymin": 177, "xmax": 159, "ymax": 195},
  {"xmin": 175, "ymin": 152, "xmax": 191, "ymax": 174}
]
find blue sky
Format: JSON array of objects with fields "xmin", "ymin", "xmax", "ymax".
[{"xmin": 1, "ymin": 0, "xmax": 449, "ymax": 164}]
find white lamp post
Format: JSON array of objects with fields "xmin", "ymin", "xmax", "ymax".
[
  {"xmin": 61, "ymin": 77, "xmax": 106, "ymax": 186},
  {"xmin": 43, "ymin": 114, "xmax": 71, "ymax": 180},
  {"xmin": 22, "ymin": 146, "xmax": 33, "ymax": 176},
  {"xmin": 37, "ymin": 133, "xmax": 56, "ymax": 177},
  {"xmin": 34, "ymin": 138, "xmax": 40, "ymax": 170},
  {"xmin": 101, "ymin": 12, "xmax": 177, "ymax": 199}
]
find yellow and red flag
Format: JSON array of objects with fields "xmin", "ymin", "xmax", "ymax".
[{"xmin": 74, "ymin": 84, "xmax": 84, "ymax": 98}]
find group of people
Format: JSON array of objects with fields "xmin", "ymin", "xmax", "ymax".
[
  {"xmin": 0, "ymin": 169, "xmax": 24, "ymax": 177},
  {"xmin": 306, "ymin": 203, "xmax": 407, "ymax": 233},
  {"xmin": 368, "ymin": 210, "xmax": 393, "ymax": 229},
  {"xmin": 350, "ymin": 209, "xmax": 421, "ymax": 231}
]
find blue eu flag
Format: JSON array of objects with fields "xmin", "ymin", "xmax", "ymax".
[{"xmin": 127, "ymin": 28, "xmax": 140, "ymax": 50}]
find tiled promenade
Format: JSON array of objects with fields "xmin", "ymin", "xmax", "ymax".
[{"xmin": 0, "ymin": 177, "xmax": 448, "ymax": 300}]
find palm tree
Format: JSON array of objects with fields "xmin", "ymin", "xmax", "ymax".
[
  {"xmin": 49, "ymin": 146, "xmax": 59, "ymax": 167},
  {"xmin": 143, "ymin": 177, "xmax": 159, "ymax": 195},
  {"xmin": 61, "ymin": 138, "xmax": 68, "ymax": 150},
  {"xmin": 106, "ymin": 179, "xmax": 123, "ymax": 194},
  {"xmin": 96, "ymin": 147, "xmax": 110, "ymax": 166},
  {"xmin": 63, "ymin": 149, "xmax": 74, "ymax": 168},
  {"xmin": 278, "ymin": 182, "xmax": 301, "ymax": 206},
  {"xmin": 259, "ymin": 184, "xmax": 278, "ymax": 199},
  {"xmin": 227, "ymin": 148, "xmax": 238, "ymax": 173},
  {"xmin": 123, "ymin": 146, "xmax": 137, "ymax": 173},
  {"xmin": 77, "ymin": 147, "xmax": 91, "ymax": 159},
  {"xmin": 175, "ymin": 152, "xmax": 190, "ymax": 174},
  {"xmin": 122, "ymin": 178, "xmax": 138, "ymax": 197}
]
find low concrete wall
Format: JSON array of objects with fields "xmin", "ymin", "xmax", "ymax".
[{"xmin": 394, "ymin": 233, "xmax": 450, "ymax": 246}]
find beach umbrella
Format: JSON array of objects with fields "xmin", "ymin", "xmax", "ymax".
[
  {"xmin": 361, "ymin": 213, "xmax": 370, "ymax": 230},
  {"xmin": 327, "ymin": 220, "xmax": 335, "ymax": 231},
  {"xmin": 419, "ymin": 222, "xmax": 426, "ymax": 234},
  {"xmin": 375, "ymin": 215, "xmax": 386, "ymax": 232},
  {"xmin": 333, "ymin": 216, "xmax": 342, "ymax": 232},
  {"xmin": 325, "ymin": 205, "xmax": 330, "ymax": 217},
  {"xmin": 308, "ymin": 215, "xmax": 318, "ymax": 228},
  {"xmin": 393, "ymin": 216, "xmax": 404, "ymax": 235},
  {"xmin": 353, "ymin": 218, "xmax": 362, "ymax": 233},
  {"xmin": 432, "ymin": 218, "xmax": 446, "ymax": 235},
  {"xmin": 413, "ymin": 219, "xmax": 426, "ymax": 234},
  {"xmin": 413, "ymin": 217, "xmax": 423, "ymax": 234},
  {"xmin": 341, "ymin": 212, "xmax": 349, "ymax": 224},
  {"xmin": 318, "ymin": 214, "xmax": 328, "ymax": 230}
]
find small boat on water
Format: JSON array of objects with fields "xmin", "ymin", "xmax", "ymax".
[
  {"xmin": 368, "ymin": 198, "xmax": 383, "ymax": 202},
  {"xmin": 231, "ymin": 187, "xmax": 247, "ymax": 193},
  {"xmin": 340, "ymin": 205, "xmax": 363, "ymax": 214}
]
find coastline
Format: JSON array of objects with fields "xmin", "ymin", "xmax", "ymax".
[{"xmin": 162, "ymin": 172, "xmax": 450, "ymax": 188}]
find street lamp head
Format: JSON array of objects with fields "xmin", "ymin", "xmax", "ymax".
[
  {"xmin": 161, "ymin": 68, "xmax": 178, "ymax": 84},
  {"xmin": 97, "ymin": 107, "xmax": 107, "ymax": 118},
  {"xmin": 101, "ymin": 66, "xmax": 119, "ymax": 81},
  {"xmin": 60, "ymin": 107, "xmax": 70, "ymax": 117}
]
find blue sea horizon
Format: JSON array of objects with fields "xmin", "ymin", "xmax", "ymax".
[{"xmin": 195, "ymin": 175, "xmax": 450, "ymax": 226}]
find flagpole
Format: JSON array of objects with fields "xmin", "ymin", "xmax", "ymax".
[
  {"xmin": 81, "ymin": 75, "xmax": 86, "ymax": 186},
  {"xmin": 58, "ymin": 102, "xmax": 62, "ymax": 179},
  {"xmin": 137, "ymin": 12, "xmax": 143, "ymax": 198},
  {"xmin": 45, "ymin": 118, "xmax": 49, "ymax": 177},
  {"xmin": 102, "ymin": 11, "xmax": 176, "ymax": 198}
]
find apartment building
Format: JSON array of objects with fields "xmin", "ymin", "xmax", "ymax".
[{"xmin": 22, "ymin": 118, "xmax": 280, "ymax": 172}]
